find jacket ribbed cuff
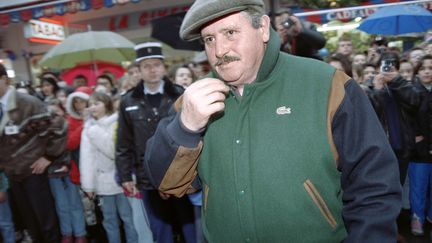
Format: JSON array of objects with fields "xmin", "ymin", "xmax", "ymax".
[{"xmin": 166, "ymin": 112, "xmax": 202, "ymax": 148}]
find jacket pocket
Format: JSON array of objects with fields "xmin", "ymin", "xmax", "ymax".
[
  {"xmin": 203, "ymin": 184, "xmax": 209, "ymax": 212},
  {"xmin": 303, "ymin": 179, "xmax": 337, "ymax": 229}
]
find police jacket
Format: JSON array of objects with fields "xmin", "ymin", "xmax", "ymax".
[{"xmin": 115, "ymin": 79, "xmax": 183, "ymax": 190}]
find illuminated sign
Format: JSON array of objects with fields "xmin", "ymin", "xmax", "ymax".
[{"xmin": 24, "ymin": 19, "xmax": 65, "ymax": 44}]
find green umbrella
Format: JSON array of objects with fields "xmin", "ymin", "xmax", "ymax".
[{"xmin": 39, "ymin": 31, "xmax": 136, "ymax": 69}]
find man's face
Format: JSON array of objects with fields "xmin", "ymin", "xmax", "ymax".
[
  {"xmin": 337, "ymin": 41, "xmax": 353, "ymax": 56},
  {"xmin": 73, "ymin": 78, "xmax": 87, "ymax": 87},
  {"xmin": 0, "ymin": 75, "xmax": 8, "ymax": 98},
  {"xmin": 96, "ymin": 77, "xmax": 112, "ymax": 91},
  {"xmin": 201, "ymin": 12, "xmax": 270, "ymax": 87},
  {"xmin": 139, "ymin": 58, "xmax": 166, "ymax": 84}
]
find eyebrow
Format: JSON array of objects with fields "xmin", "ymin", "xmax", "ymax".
[{"xmin": 202, "ymin": 25, "xmax": 241, "ymax": 38}]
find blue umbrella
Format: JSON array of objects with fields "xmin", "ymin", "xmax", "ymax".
[{"xmin": 357, "ymin": 5, "xmax": 432, "ymax": 35}]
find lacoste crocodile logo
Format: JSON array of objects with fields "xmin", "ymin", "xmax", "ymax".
[{"xmin": 276, "ymin": 106, "xmax": 291, "ymax": 115}]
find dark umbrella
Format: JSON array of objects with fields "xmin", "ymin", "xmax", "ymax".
[{"xmin": 151, "ymin": 12, "xmax": 203, "ymax": 51}]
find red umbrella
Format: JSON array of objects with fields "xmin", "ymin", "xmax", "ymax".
[{"xmin": 61, "ymin": 61, "xmax": 126, "ymax": 86}]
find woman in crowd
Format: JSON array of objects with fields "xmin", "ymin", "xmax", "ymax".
[
  {"xmin": 38, "ymin": 77, "xmax": 59, "ymax": 102},
  {"xmin": 80, "ymin": 92, "xmax": 138, "ymax": 243},
  {"xmin": 408, "ymin": 54, "xmax": 432, "ymax": 236},
  {"xmin": 168, "ymin": 64, "xmax": 195, "ymax": 89}
]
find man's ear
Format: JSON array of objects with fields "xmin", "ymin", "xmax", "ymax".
[{"xmin": 260, "ymin": 15, "xmax": 271, "ymax": 43}]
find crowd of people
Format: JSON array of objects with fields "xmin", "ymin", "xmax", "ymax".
[{"xmin": 0, "ymin": 0, "xmax": 431, "ymax": 242}]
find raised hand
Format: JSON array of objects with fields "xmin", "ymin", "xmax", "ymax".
[{"xmin": 180, "ymin": 78, "xmax": 230, "ymax": 132}]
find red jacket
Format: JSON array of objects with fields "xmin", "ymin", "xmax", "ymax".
[{"xmin": 67, "ymin": 115, "xmax": 83, "ymax": 184}]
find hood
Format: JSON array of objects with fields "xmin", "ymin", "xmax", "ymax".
[{"xmin": 66, "ymin": 87, "xmax": 92, "ymax": 119}]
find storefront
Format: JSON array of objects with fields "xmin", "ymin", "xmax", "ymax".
[{"xmin": 0, "ymin": 0, "xmax": 194, "ymax": 84}]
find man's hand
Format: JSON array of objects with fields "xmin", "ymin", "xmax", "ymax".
[
  {"xmin": 288, "ymin": 15, "xmax": 302, "ymax": 37},
  {"xmin": 30, "ymin": 157, "xmax": 52, "ymax": 174},
  {"xmin": 122, "ymin": 181, "xmax": 138, "ymax": 196},
  {"xmin": 180, "ymin": 78, "xmax": 229, "ymax": 132},
  {"xmin": 0, "ymin": 191, "xmax": 7, "ymax": 203}
]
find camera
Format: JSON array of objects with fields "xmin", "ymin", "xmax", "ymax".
[
  {"xmin": 282, "ymin": 17, "xmax": 295, "ymax": 29},
  {"xmin": 380, "ymin": 59, "xmax": 395, "ymax": 73}
]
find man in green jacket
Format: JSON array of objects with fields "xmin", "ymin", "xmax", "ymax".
[{"xmin": 144, "ymin": 0, "xmax": 401, "ymax": 242}]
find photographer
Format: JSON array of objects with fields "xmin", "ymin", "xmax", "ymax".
[
  {"xmin": 368, "ymin": 52, "xmax": 418, "ymax": 185},
  {"xmin": 367, "ymin": 36, "xmax": 388, "ymax": 66},
  {"xmin": 271, "ymin": 8, "xmax": 326, "ymax": 60}
]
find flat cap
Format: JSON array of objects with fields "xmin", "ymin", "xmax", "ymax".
[{"xmin": 180, "ymin": 0, "xmax": 265, "ymax": 41}]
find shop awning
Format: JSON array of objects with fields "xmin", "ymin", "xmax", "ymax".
[{"xmin": 0, "ymin": 0, "xmax": 143, "ymax": 26}]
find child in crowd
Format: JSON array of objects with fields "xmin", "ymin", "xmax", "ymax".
[
  {"xmin": 399, "ymin": 59, "xmax": 415, "ymax": 83},
  {"xmin": 0, "ymin": 171, "xmax": 14, "ymax": 243},
  {"xmin": 47, "ymin": 99, "xmax": 88, "ymax": 243},
  {"xmin": 80, "ymin": 92, "xmax": 138, "ymax": 243}
]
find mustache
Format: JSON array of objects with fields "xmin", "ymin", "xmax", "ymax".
[{"xmin": 214, "ymin": 55, "xmax": 241, "ymax": 67}]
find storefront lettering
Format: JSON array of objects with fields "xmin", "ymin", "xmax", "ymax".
[
  {"xmin": 26, "ymin": 20, "xmax": 65, "ymax": 41},
  {"xmin": 326, "ymin": 8, "xmax": 376, "ymax": 21},
  {"xmin": 138, "ymin": 5, "xmax": 189, "ymax": 27}
]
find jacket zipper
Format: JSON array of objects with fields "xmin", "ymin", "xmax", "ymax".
[{"xmin": 303, "ymin": 179, "xmax": 337, "ymax": 229}]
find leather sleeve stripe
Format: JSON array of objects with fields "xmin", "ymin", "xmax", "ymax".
[
  {"xmin": 327, "ymin": 70, "xmax": 351, "ymax": 165},
  {"xmin": 159, "ymin": 142, "xmax": 203, "ymax": 197},
  {"xmin": 174, "ymin": 95, "xmax": 183, "ymax": 112}
]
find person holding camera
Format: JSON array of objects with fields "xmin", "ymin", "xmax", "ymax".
[
  {"xmin": 368, "ymin": 51, "xmax": 418, "ymax": 185},
  {"xmin": 271, "ymin": 8, "xmax": 326, "ymax": 60}
]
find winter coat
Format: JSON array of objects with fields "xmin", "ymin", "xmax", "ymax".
[
  {"xmin": 115, "ymin": 79, "xmax": 183, "ymax": 190},
  {"xmin": 80, "ymin": 113, "xmax": 123, "ymax": 195},
  {"xmin": 0, "ymin": 86, "xmax": 67, "ymax": 181},
  {"xmin": 411, "ymin": 82, "xmax": 432, "ymax": 162},
  {"xmin": 368, "ymin": 76, "xmax": 419, "ymax": 161},
  {"xmin": 65, "ymin": 87, "xmax": 90, "ymax": 184}
]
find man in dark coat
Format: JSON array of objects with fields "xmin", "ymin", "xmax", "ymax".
[{"xmin": 115, "ymin": 42, "xmax": 195, "ymax": 243}]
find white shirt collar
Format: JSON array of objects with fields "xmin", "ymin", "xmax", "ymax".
[{"xmin": 144, "ymin": 80, "xmax": 165, "ymax": 95}]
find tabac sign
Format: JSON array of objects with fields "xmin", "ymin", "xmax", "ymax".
[{"xmin": 24, "ymin": 19, "xmax": 65, "ymax": 44}]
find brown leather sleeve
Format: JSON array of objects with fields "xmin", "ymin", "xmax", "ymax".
[
  {"xmin": 159, "ymin": 142, "xmax": 203, "ymax": 197},
  {"xmin": 174, "ymin": 95, "xmax": 183, "ymax": 112},
  {"xmin": 327, "ymin": 70, "xmax": 351, "ymax": 165}
]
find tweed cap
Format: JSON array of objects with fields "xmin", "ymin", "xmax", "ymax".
[{"xmin": 180, "ymin": 0, "xmax": 265, "ymax": 41}]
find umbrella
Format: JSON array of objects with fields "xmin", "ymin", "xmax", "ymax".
[
  {"xmin": 151, "ymin": 12, "xmax": 203, "ymax": 51},
  {"xmin": 60, "ymin": 61, "xmax": 125, "ymax": 86},
  {"xmin": 357, "ymin": 5, "xmax": 432, "ymax": 35},
  {"xmin": 39, "ymin": 31, "xmax": 136, "ymax": 69}
]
